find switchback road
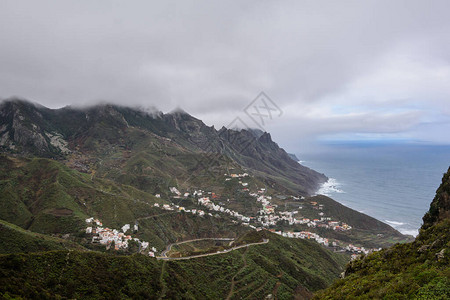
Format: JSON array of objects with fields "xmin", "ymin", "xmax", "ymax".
[{"xmin": 156, "ymin": 239, "xmax": 269, "ymax": 260}]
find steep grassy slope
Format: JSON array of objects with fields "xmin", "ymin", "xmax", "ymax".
[
  {"xmin": 0, "ymin": 220, "xmax": 85, "ymax": 254},
  {"xmin": 0, "ymin": 231, "xmax": 347, "ymax": 299},
  {"xmin": 0, "ymin": 155, "xmax": 249, "ymax": 251},
  {"xmin": 0, "ymin": 154, "xmax": 160, "ymax": 232},
  {"xmin": 315, "ymin": 168, "xmax": 450, "ymax": 299}
]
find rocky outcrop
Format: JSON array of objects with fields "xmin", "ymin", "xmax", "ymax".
[
  {"xmin": 422, "ymin": 167, "xmax": 450, "ymax": 229},
  {"xmin": 1, "ymin": 100, "xmax": 49, "ymax": 155}
]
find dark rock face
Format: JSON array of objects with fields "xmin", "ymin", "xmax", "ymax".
[{"xmin": 0, "ymin": 100, "xmax": 52, "ymax": 156}]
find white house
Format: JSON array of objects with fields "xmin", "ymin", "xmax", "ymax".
[{"xmin": 122, "ymin": 224, "xmax": 130, "ymax": 233}]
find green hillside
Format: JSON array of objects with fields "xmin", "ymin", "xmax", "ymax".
[
  {"xmin": 0, "ymin": 220, "xmax": 84, "ymax": 254},
  {"xmin": 0, "ymin": 155, "xmax": 160, "ymax": 233},
  {"xmin": 0, "ymin": 231, "xmax": 347, "ymax": 299},
  {"xmin": 0, "ymin": 155, "xmax": 253, "ymax": 250}
]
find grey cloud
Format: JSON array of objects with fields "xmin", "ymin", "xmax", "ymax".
[{"xmin": 0, "ymin": 0, "xmax": 449, "ymax": 144}]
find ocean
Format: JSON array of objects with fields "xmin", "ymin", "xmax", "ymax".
[{"xmin": 298, "ymin": 143, "xmax": 450, "ymax": 237}]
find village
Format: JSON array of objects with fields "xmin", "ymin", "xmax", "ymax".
[
  {"xmin": 85, "ymin": 172, "xmax": 379, "ymax": 256},
  {"xmin": 156, "ymin": 172, "xmax": 377, "ymax": 255},
  {"xmin": 85, "ymin": 217, "xmax": 158, "ymax": 257}
]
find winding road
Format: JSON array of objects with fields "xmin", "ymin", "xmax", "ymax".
[
  {"xmin": 156, "ymin": 238, "xmax": 269, "ymax": 260},
  {"xmin": 160, "ymin": 237, "xmax": 235, "ymax": 258}
]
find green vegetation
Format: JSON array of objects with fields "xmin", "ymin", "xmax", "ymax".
[
  {"xmin": 0, "ymin": 220, "xmax": 84, "ymax": 254},
  {"xmin": 423, "ymin": 167, "xmax": 450, "ymax": 229},
  {"xmin": 134, "ymin": 211, "xmax": 250, "ymax": 251},
  {"xmin": 314, "ymin": 220, "xmax": 450, "ymax": 299},
  {"xmin": 0, "ymin": 231, "xmax": 347, "ymax": 299},
  {"xmin": 0, "ymin": 251, "xmax": 162, "ymax": 299},
  {"xmin": 0, "ymin": 155, "xmax": 160, "ymax": 233},
  {"xmin": 0, "ymin": 155, "xmax": 250, "ymax": 251},
  {"xmin": 168, "ymin": 239, "xmax": 231, "ymax": 257}
]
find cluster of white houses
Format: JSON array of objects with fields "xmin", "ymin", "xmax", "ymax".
[
  {"xmin": 85, "ymin": 217, "xmax": 157, "ymax": 257},
  {"xmin": 159, "ymin": 189, "xmax": 364, "ymax": 252},
  {"xmin": 84, "ymin": 165, "xmax": 381, "ymax": 258},
  {"xmin": 228, "ymin": 173, "xmax": 249, "ymax": 178},
  {"xmin": 197, "ymin": 197, "xmax": 251, "ymax": 223},
  {"xmin": 154, "ymin": 202, "xmax": 210, "ymax": 217},
  {"xmin": 249, "ymin": 191, "xmax": 352, "ymax": 231},
  {"xmin": 271, "ymin": 229, "xmax": 380, "ymax": 254},
  {"xmin": 345, "ymin": 243, "xmax": 378, "ymax": 255},
  {"xmin": 225, "ymin": 173, "xmax": 250, "ymax": 188},
  {"xmin": 150, "ymin": 176, "xmax": 375, "ymax": 255},
  {"xmin": 155, "ymin": 197, "xmax": 252, "ymax": 224},
  {"xmin": 273, "ymin": 230, "xmax": 330, "ymax": 246}
]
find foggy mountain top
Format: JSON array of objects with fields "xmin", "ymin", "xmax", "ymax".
[{"xmin": 1, "ymin": 0, "xmax": 450, "ymax": 148}]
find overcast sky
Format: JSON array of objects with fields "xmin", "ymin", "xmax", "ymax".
[{"xmin": 1, "ymin": 0, "xmax": 450, "ymax": 151}]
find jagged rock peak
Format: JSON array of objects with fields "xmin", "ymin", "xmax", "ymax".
[
  {"xmin": 248, "ymin": 128, "xmax": 265, "ymax": 138},
  {"xmin": 168, "ymin": 106, "xmax": 190, "ymax": 115},
  {"xmin": 258, "ymin": 132, "xmax": 273, "ymax": 143}
]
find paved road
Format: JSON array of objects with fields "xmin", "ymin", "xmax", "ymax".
[
  {"xmin": 156, "ymin": 239, "xmax": 269, "ymax": 261},
  {"xmin": 137, "ymin": 211, "xmax": 178, "ymax": 221},
  {"xmin": 160, "ymin": 237, "xmax": 236, "ymax": 258}
]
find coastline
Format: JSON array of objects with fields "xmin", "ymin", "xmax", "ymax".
[
  {"xmin": 295, "ymin": 143, "xmax": 450, "ymax": 239},
  {"xmin": 313, "ymin": 177, "xmax": 419, "ymax": 237}
]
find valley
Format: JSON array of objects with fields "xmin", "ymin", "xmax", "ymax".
[{"xmin": 0, "ymin": 99, "xmax": 419, "ymax": 299}]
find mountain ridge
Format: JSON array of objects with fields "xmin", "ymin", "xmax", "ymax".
[{"xmin": 0, "ymin": 98, "xmax": 326, "ymax": 195}]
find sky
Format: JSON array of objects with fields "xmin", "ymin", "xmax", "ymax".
[{"xmin": 1, "ymin": 0, "xmax": 450, "ymax": 151}]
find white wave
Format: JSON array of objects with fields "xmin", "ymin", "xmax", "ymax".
[
  {"xmin": 315, "ymin": 178, "xmax": 345, "ymax": 196},
  {"xmin": 384, "ymin": 220, "xmax": 405, "ymax": 226},
  {"xmin": 399, "ymin": 228, "xmax": 419, "ymax": 237},
  {"xmin": 384, "ymin": 220, "xmax": 418, "ymax": 237},
  {"xmin": 297, "ymin": 160, "xmax": 305, "ymax": 164}
]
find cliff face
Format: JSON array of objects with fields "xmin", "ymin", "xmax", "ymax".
[
  {"xmin": 422, "ymin": 167, "xmax": 450, "ymax": 229},
  {"xmin": 0, "ymin": 98, "xmax": 326, "ymax": 195},
  {"xmin": 315, "ymin": 168, "xmax": 450, "ymax": 299},
  {"xmin": 0, "ymin": 100, "xmax": 51, "ymax": 156}
]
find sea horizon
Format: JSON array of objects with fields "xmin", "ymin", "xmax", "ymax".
[{"xmin": 299, "ymin": 143, "xmax": 450, "ymax": 237}]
